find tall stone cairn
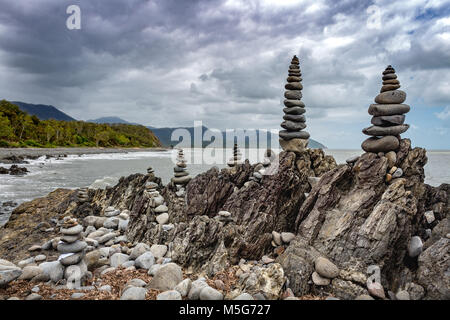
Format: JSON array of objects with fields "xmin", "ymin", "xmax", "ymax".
[
  {"xmin": 227, "ymin": 143, "xmax": 243, "ymax": 167},
  {"xmin": 171, "ymin": 149, "xmax": 191, "ymax": 186},
  {"xmin": 279, "ymin": 55, "xmax": 310, "ymax": 152},
  {"xmin": 362, "ymin": 65, "xmax": 410, "ymax": 153}
]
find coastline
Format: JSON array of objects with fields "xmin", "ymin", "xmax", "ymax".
[{"xmin": 0, "ymin": 147, "xmax": 170, "ymax": 162}]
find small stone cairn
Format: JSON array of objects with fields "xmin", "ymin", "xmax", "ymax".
[
  {"xmin": 249, "ymin": 149, "xmax": 274, "ymax": 182},
  {"xmin": 57, "ymin": 217, "xmax": 88, "ymax": 287},
  {"xmin": 227, "ymin": 143, "xmax": 243, "ymax": 168},
  {"xmin": 147, "ymin": 166, "xmax": 154, "ymax": 175},
  {"xmin": 171, "ymin": 149, "xmax": 191, "ymax": 186},
  {"xmin": 77, "ymin": 188, "xmax": 89, "ymax": 204},
  {"xmin": 279, "ymin": 55, "xmax": 310, "ymax": 153},
  {"xmin": 361, "ymin": 65, "xmax": 410, "ymax": 153}
]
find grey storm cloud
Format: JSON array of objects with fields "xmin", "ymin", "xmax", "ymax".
[{"xmin": 0, "ymin": 0, "xmax": 449, "ymax": 148}]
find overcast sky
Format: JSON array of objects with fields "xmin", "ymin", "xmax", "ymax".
[{"xmin": 0, "ymin": 0, "xmax": 449, "ymax": 149}]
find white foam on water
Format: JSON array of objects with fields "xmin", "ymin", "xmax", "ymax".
[{"xmin": 89, "ymin": 176, "xmax": 120, "ymax": 189}]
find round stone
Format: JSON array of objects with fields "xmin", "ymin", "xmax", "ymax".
[
  {"xmin": 287, "ymin": 76, "xmax": 302, "ymax": 83},
  {"xmin": 155, "ymin": 205, "xmax": 168, "ymax": 213},
  {"xmin": 285, "ymin": 82, "xmax": 303, "ymax": 90},
  {"xmin": 283, "ymin": 114, "xmax": 305, "ymax": 122},
  {"xmin": 368, "ymin": 104, "xmax": 410, "ymax": 116},
  {"xmin": 312, "ymin": 271, "xmax": 331, "ymax": 286},
  {"xmin": 157, "ymin": 290, "xmax": 182, "ymax": 300},
  {"xmin": 281, "ymin": 121, "xmax": 307, "ymax": 131},
  {"xmin": 174, "ymin": 171, "xmax": 189, "ymax": 177},
  {"xmin": 61, "ymin": 234, "xmax": 81, "ymax": 244},
  {"xmin": 380, "ymin": 84, "xmax": 401, "ymax": 92},
  {"xmin": 408, "ymin": 236, "xmax": 423, "ymax": 258},
  {"xmin": 383, "ymin": 79, "xmax": 400, "ymax": 85},
  {"xmin": 171, "ymin": 176, "xmax": 191, "ymax": 185},
  {"xmin": 361, "ymin": 136, "xmax": 400, "ymax": 153},
  {"xmin": 371, "ymin": 115, "xmax": 405, "ymax": 126},
  {"xmin": 61, "ymin": 225, "xmax": 83, "ymax": 236},
  {"xmin": 57, "ymin": 241, "xmax": 87, "ymax": 254},
  {"xmin": 174, "ymin": 167, "xmax": 185, "ymax": 173},
  {"xmin": 279, "ymin": 130, "xmax": 310, "ymax": 140},
  {"xmin": 283, "ymin": 107, "xmax": 305, "ymax": 115},
  {"xmin": 362, "ymin": 124, "xmax": 409, "ymax": 136},
  {"xmin": 382, "ymin": 73, "xmax": 397, "ymax": 80},
  {"xmin": 156, "ymin": 213, "xmax": 169, "ymax": 225},
  {"xmin": 284, "ymin": 99, "xmax": 305, "ymax": 107},
  {"xmin": 59, "ymin": 252, "xmax": 84, "ymax": 266},
  {"xmin": 284, "ymin": 90, "xmax": 302, "ymax": 100},
  {"xmin": 314, "ymin": 257, "xmax": 339, "ymax": 279},
  {"xmin": 375, "ymin": 90, "xmax": 406, "ymax": 104}
]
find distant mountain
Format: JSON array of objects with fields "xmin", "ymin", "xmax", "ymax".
[
  {"xmin": 12, "ymin": 101, "xmax": 76, "ymax": 121},
  {"xmin": 86, "ymin": 117, "xmax": 327, "ymax": 149},
  {"xmin": 87, "ymin": 117, "xmax": 136, "ymax": 125},
  {"xmin": 149, "ymin": 126, "xmax": 327, "ymax": 149}
]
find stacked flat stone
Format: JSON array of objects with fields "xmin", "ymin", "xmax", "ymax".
[
  {"xmin": 171, "ymin": 149, "xmax": 191, "ymax": 186},
  {"xmin": 279, "ymin": 55, "xmax": 310, "ymax": 151},
  {"xmin": 227, "ymin": 143, "xmax": 243, "ymax": 167},
  {"xmin": 147, "ymin": 166, "xmax": 154, "ymax": 175},
  {"xmin": 57, "ymin": 217, "xmax": 87, "ymax": 268},
  {"xmin": 77, "ymin": 188, "xmax": 88, "ymax": 203},
  {"xmin": 103, "ymin": 206, "xmax": 121, "ymax": 230},
  {"xmin": 362, "ymin": 65, "xmax": 410, "ymax": 153}
]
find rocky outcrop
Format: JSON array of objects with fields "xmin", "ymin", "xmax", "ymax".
[
  {"xmin": 277, "ymin": 138, "xmax": 449, "ymax": 300},
  {"xmin": 125, "ymin": 149, "xmax": 336, "ymax": 276}
]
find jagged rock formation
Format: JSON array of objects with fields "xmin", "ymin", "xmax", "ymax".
[
  {"xmin": 126, "ymin": 148, "xmax": 337, "ymax": 276},
  {"xmin": 277, "ymin": 140, "xmax": 448, "ymax": 299},
  {"xmin": 362, "ymin": 65, "xmax": 410, "ymax": 153},
  {"xmin": 280, "ymin": 55, "xmax": 310, "ymax": 153}
]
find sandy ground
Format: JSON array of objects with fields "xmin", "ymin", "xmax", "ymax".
[{"xmin": 0, "ymin": 147, "xmax": 169, "ymax": 161}]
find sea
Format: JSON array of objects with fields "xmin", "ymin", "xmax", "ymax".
[{"xmin": 1, "ymin": 149, "xmax": 449, "ymax": 227}]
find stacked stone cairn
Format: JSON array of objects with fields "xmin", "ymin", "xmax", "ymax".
[
  {"xmin": 227, "ymin": 143, "xmax": 243, "ymax": 168},
  {"xmin": 57, "ymin": 217, "xmax": 88, "ymax": 288},
  {"xmin": 147, "ymin": 166, "xmax": 154, "ymax": 175},
  {"xmin": 171, "ymin": 149, "xmax": 191, "ymax": 186},
  {"xmin": 250, "ymin": 149, "xmax": 274, "ymax": 182},
  {"xmin": 77, "ymin": 188, "xmax": 89, "ymax": 204},
  {"xmin": 361, "ymin": 65, "xmax": 410, "ymax": 154},
  {"xmin": 279, "ymin": 55, "xmax": 310, "ymax": 152}
]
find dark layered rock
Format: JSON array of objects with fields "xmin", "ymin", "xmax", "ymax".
[{"xmin": 276, "ymin": 139, "xmax": 449, "ymax": 299}]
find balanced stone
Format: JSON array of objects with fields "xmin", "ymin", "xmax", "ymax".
[
  {"xmin": 57, "ymin": 241, "xmax": 87, "ymax": 254},
  {"xmin": 284, "ymin": 90, "xmax": 302, "ymax": 100},
  {"xmin": 287, "ymin": 76, "xmax": 302, "ymax": 82},
  {"xmin": 371, "ymin": 115, "xmax": 405, "ymax": 126},
  {"xmin": 283, "ymin": 114, "xmax": 305, "ymax": 122},
  {"xmin": 283, "ymin": 107, "xmax": 305, "ymax": 115},
  {"xmin": 279, "ymin": 130, "xmax": 310, "ymax": 140},
  {"xmin": 363, "ymin": 124, "xmax": 409, "ymax": 136},
  {"xmin": 382, "ymin": 73, "xmax": 397, "ymax": 80},
  {"xmin": 61, "ymin": 225, "xmax": 83, "ymax": 236},
  {"xmin": 368, "ymin": 104, "xmax": 410, "ymax": 116},
  {"xmin": 375, "ymin": 90, "xmax": 406, "ymax": 104},
  {"xmin": 281, "ymin": 121, "xmax": 306, "ymax": 131},
  {"xmin": 361, "ymin": 136, "xmax": 400, "ymax": 153},
  {"xmin": 381, "ymin": 84, "xmax": 400, "ymax": 92},
  {"xmin": 285, "ymin": 82, "xmax": 303, "ymax": 90}
]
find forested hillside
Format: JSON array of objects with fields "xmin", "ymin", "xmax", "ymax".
[{"xmin": 0, "ymin": 100, "xmax": 161, "ymax": 148}]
